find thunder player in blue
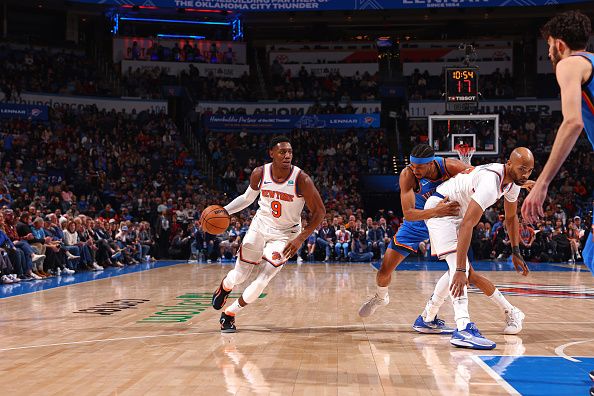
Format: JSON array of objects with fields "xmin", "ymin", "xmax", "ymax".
[
  {"xmin": 523, "ymin": 11, "xmax": 593, "ymax": 272},
  {"xmin": 360, "ymin": 144, "xmax": 526, "ymax": 335}
]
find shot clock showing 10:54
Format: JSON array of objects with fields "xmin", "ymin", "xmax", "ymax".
[{"xmin": 445, "ymin": 67, "xmax": 479, "ymax": 112}]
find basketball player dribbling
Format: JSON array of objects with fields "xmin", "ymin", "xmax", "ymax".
[
  {"xmin": 211, "ymin": 136, "xmax": 325, "ymax": 333},
  {"xmin": 520, "ymin": 10, "xmax": 593, "ymax": 386},
  {"xmin": 359, "ymin": 144, "xmax": 527, "ymax": 335},
  {"xmin": 421, "ymin": 147, "xmax": 533, "ymax": 349}
]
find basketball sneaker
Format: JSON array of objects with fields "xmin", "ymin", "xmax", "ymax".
[
  {"xmin": 212, "ymin": 280, "xmax": 232, "ymax": 310},
  {"xmin": 412, "ymin": 315, "xmax": 455, "ymax": 334},
  {"xmin": 220, "ymin": 312, "xmax": 236, "ymax": 333},
  {"xmin": 358, "ymin": 294, "xmax": 389, "ymax": 317},
  {"xmin": 503, "ymin": 307, "xmax": 525, "ymax": 335},
  {"xmin": 450, "ymin": 322, "xmax": 496, "ymax": 350}
]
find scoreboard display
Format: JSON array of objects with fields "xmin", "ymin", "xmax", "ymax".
[{"xmin": 445, "ymin": 67, "xmax": 479, "ymax": 112}]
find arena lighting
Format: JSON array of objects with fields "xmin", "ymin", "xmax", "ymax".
[
  {"xmin": 119, "ymin": 17, "xmax": 231, "ymax": 26},
  {"xmin": 157, "ymin": 34, "xmax": 205, "ymax": 40}
]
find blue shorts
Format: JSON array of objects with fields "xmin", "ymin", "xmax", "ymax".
[{"xmin": 387, "ymin": 223, "xmax": 429, "ymax": 258}]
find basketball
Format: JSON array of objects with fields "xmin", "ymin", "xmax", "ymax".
[{"xmin": 200, "ymin": 205, "xmax": 230, "ymax": 235}]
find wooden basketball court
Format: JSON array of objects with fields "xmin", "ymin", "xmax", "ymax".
[{"xmin": 0, "ymin": 261, "xmax": 593, "ymax": 395}]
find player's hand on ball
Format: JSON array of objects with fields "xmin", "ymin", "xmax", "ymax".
[
  {"xmin": 282, "ymin": 237, "xmax": 304, "ymax": 258},
  {"xmin": 520, "ymin": 180, "xmax": 536, "ymax": 192},
  {"xmin": 450, "ymin": 271, "xmax": 468, "ymax": 298},
  {"xmin": 435, "ymin": 196, "xmax": 460, "ymax": 217}
]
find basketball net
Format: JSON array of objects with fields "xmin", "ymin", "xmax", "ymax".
[{"xmin": 454, "ymin": 144, "xmax": 475, "ymax": 166}]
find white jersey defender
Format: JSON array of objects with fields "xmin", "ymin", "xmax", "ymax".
[{"xmin": 426, "ymin": 163, "xmax": 521, "ymax": 259}]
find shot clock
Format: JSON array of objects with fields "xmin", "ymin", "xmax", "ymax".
[{"xmin": 445, "ymin": 67, "xmax": 479, "ymax": 112}]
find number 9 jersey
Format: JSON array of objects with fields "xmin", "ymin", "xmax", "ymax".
[{"xmin": 256, "ymin": 163, "xmax": 306, "ymax": 230}]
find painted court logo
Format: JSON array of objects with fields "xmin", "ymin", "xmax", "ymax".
[
  {"xmin": 139, "ymin": 292, "xmax": 267, "ymax": 323},
  {"xmin": 74, "ymin": 299, "xmax": 150, "ymax": 316},
  {"xmin": 468, "ymin": 282, "xmax": 594, "ymax": 299}
]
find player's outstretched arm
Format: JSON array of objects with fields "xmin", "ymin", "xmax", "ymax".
[
  {"xmin": 522, "ymin": 57, "xmax": 585, "ymax": 222},
  {"xmin": 400, "ymin": 168, "xmax": 459, "ymax": 221},
  {"xmin": 282, "ymin": 172, "xmax": 326, "ymax": 259},
  {"xmin": 223, "ymin": 166, "xmax": 263, "ymax": 215},
  {"xmin": 504, "ymin": 199, "xmax": 529, "ymax": 276}
]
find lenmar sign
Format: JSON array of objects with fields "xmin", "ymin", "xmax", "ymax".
[{"xmin": 139, "ymin": 293, "xmax": 266, "ymax": 323}]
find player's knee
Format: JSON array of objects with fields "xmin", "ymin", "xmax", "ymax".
[{"xmin": 227, "ymin": 268, "xmax": 248, "ymax": 285}]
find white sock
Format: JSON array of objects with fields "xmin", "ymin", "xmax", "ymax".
[
  {"xmin": 422, "ymin": 271, "xmax": 450, "ymax": 322},
  {"xmin": 489, "ymin": 289, "xmax": 514, "ymax": 313},
  {"xmin": 444, "ymin": 253, "xmax": 470, "ymax": 331},
  {"xmin": 225, "ymin": 300, "xmax": 244, "ymax": 316},
  {"xmin": 453, "ymin": 297, "xmax": 470, "ymax": 331},
  {"xmin": 377, "ymin": 286, "xmax": 389, "ymax": 299}
]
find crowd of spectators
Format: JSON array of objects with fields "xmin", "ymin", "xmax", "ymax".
[
  {"xmin": 127, "ymin": 41, "xmax": 239, "ymax": 64},
  {"xmin": 0, "ymin": 44, "xmax": 113, "ymax": 99},
  {"xmin": 269, "ymin": 62, "xmax": 379, "ymax": 102},
  {"xmin": 0, "ymin": 105, "xmax": 232, "ymax": 282}
]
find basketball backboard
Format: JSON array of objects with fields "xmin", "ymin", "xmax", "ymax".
[{"xmin": 428, "ymin": 114, "xmax": 499, "ymax": 156}]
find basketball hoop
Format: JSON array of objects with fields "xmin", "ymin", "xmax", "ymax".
[{"xmin": 454, "ymin": 144, "xmax": 475, "ymax": 166}]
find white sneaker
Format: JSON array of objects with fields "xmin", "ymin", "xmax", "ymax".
[
  {"xmin": 30, "ymin": 272, "xmax": 42, "ymax": 280},
  {"xmin": 32, "ymin": 254, "xmax": 45, "ymax": 263},
  {"xmin": 358, "ymin": 294, "xmax": 389, "ymax": 318},
  {"xmin": 297, "ymin": 256, "xmax": 304, "ymax": 264},
  {"xmin": 503, "ymin": 307, "xmax": 525, "ymax": 335},
  {"xmin": 56, "ymin": 268, "xmax": 62, "ymax": 276},
  {"xmin": 66, "ymin": 252, "xmax": 80, "ymax": 260},
  {"xmin": 63, "ymin": 267, "xmax": 75, "ymax": 274},
  {"xmin": 1, "ymin": 275, "xmax": 13, "ymax": 284},
  {"xmin": 92, "ymin": 263, "xmax": 103, "ymax": 271},
  {"xmin": 7, "ymin": 274, "xmax": 20, "ymax": 283}
]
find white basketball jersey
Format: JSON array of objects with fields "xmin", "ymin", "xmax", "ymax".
[
  {"xmin": 435, "ymin": 163, "xmax": 521, "ymax": 215},
  {"xmin": 255, "ymin": 163, "xmax": 306, "ymax": 230}
]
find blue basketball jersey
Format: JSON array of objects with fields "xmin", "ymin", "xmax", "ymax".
[
  {"xmin": 572, "ymin": 51, "xmax": 594, "ymax": 150},
  {"xmin": 403, "ymin": 156, "xmax": 452, "ymax": 231},
  {"xmin": 389, "ymin": 156, "xmax": 454, "ymax": 256}
]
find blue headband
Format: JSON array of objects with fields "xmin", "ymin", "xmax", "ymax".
[{"xmin": 410, "ymin": 155, "xmax": 434, "ymax": 164}]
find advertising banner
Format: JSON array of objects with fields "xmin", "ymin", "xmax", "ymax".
[
  {"xmin": 204, "ymin": 114, "xmax": 380, "ymax": 130},
  {"xmin": 74, "ymin": 0, "xmax": 591, "ymax": 11},
  {"xmin": 122, "ymin": 60, "xmax": 249, "ymax": 78},
  {"xmin": 18, "ymin": 93, "xmax": 168, "ymax": 113},
  {"xmin": 409, "ymin": 99, "xmax": 561, "ymax": 117},
  {"xmin": 197, "ymin": 100, "xmax": 381, "ymax": 115},
  {"xmin": 0, "ymin": 103, "xmax": 49, "ymax": 121}
]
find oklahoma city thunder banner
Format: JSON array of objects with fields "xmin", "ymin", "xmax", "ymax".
[{"xmin": 73, "ymin": 0, "xmax": 591, "ymax": 11}]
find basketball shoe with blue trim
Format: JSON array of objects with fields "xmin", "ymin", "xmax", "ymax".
[
  {"xmin": 450, "ymin": 322, "xmax": 496, "ymax": 350},
  {"xmin": 412, "ymin": 315, "xmax": 455, "ymax": 334}
]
